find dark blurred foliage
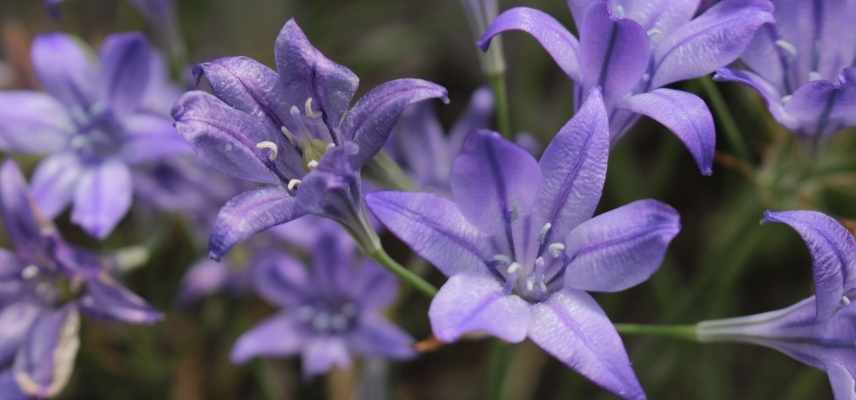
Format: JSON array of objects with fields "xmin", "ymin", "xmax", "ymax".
[{"xmin": 1, "ymin": 1, "xmax": 855, "ymax": 399}]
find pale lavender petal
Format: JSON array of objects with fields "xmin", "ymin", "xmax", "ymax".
[
  {"xmin": 310, "ymin": 227, "xmax": 355, "ymax": 295},
  {"xmin": 535, "ymin": 90, "xmax": 609, "ymax": 245},
  {"xmin": 31, "ymin": 33, "xmax": 96, "ymax": 109},
  {"xmin": 99, "ymin": 33, "xmax": 153, "ymax": 114},
  {"xmin": 71, "ymin": 160, "xmax": 132, "ymax": 239},
  {"xmin": 230, "ymin": 312, "xmax": 306, "ymax": 363},
  {"xmin": 344, "ymin": 79, "xmax": 448, "ymax": 168},
  {"xmin": 209, "ymin": 187, "xmax": 304, "ymax": 260},
  {"xmin": 529, "ymin": 290, "xmax": 645, "ymax": 400},
  {"xmin": 564, "ymin": 200, "xmax": 680, "ymax": 292},
  {"xmin": 388, "ymin": 104, "xmax": 450, "ymax": 188},
  {"xmin": 714, "ymin": 68, "xmax": 794, "ymax": 129},
  {"xmin": 763, "ymin": 210, "xmax": 856, "ymax": 320},
  {"xmin": 651, "ymin": 0, "xmax": 774, "ymax": 87},
  {"xmin": 579, "ymin": 3, "xmax": 650, "ymax": 102},
  {"xmin": 451, "ymin": 130, "xmax": 542, "ymax": 236},
  {"xmin": 178, "ymin": 259, "xmax": 232, "ymax": 304},
  {"xmin": 782, "ymin": 78, "xmax": 856, "ymax": 137},
  {"xmin": 0, "ymin": 370, "xmax": 26, "ymax": 400},
  {"xmin": 739, "ymin": 25, "xmax": 788, "ymax": 91},
  {"xmin": 13, "ymin": 305, "xmax": 80, "ymax": 399},
  {"xmin": 172, "ymin": 91, "xmax": 285, "ymax": 183},
  {"xmin": 620, "ymin": 88, "xmax": 715, "ymax": 175},
  {"xmin": 0, "ymin": 92, "xmax": 71, "ymax": 154},
  {"xmin": 302, "ymin": 337, "xmax": 351, "ymax": 378},
  {"xmin": 828, "ymin": 364, "xmax": 856, "ymax": 400},
  {"xmin": 0, "ymin": 302, "xmax": 43, "ymax": 365},
  {"xmin": 119, "ymin": 114, "xmax": 189, "ymax": 164},
  {"xmin": 347, "ymin": 261, "xmax": 398, "ymax": 311},
  {"xmin": 275, "ymin": 19, "xmax": 359, "ymax": 128},
  {"xmin": 0, "ymin": 161, "xmax": 50, "ymax": 251},
  {"xmin": 479, "ymin": 7, "xmax": 581, "ymax": 81},
  {"xmin": 448, "ymin": 87, "xmax": 495, "ymax": 154},
  {"xmin": 566, "ymin": 0, "xmax": 595, "ymax": 29},
  {"xmin": 79, "ymin": 274, "xmax": 163, "ymax": 324},
  {"xmin": 348, "ymin": 313, "xmax": 414, "ymax": 359},
  {"xmin": 30, "ymin": 153, "xmax": 83, "ymax": 219},
  {"xmin": 367, "ymin": 191, "xmax": 491, "ymax": 276},
  {"xmin": 429, "ymin": 273, "xmax": 530, "ymax": 343},
  {"xmin": 610, "ymin": 0, "xmax": 700, "ymax": 40},
  {"xmin": 251, "ymin": 250, "xmax": 310, "ymax": 308}
]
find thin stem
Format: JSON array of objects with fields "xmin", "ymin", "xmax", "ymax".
[
  {"xmin": 368, "ymin": 246, "xmax": 438, "ymax": 298},
  {"xmin": 488, "ymin": 72, "xmax": 513, "ymax": 138},
  {"xmin": 700, "ymin": 77, "xmax": 751, "ymax": 163},
  {"xmin": 614, "ymin": 323, "xmax": 699, "ymax": 342},
  {"xmin": 487, "ymin": 340, "xmax": 514, "ymax": 400}
]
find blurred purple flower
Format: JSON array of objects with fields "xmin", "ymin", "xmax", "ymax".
[
  {"xmin": 173, "ymin": 19, "xmax": 447, "ymax": 260},
  {"xmin": 479, "ymin": 0, "xmax": 776, "ymax": 175},
  {"xmin": 697, "ymin": 210, "xmax": 856, "ymax": 400},
  {"xmin": 367, "ymin": 91, "xmax": 680, "ymax": 400},
  {"xmin": 716, "ymin": 0, "xmax": 856, "ymax": 141},
  {"xmin": 0, "ymin": 160, "xmax": 161, "ymax": 398},
  {"xmin": 0, "ymin": 32, "xmax": 187, "ymax": 238},
  {"xmin": 230, "ymin": 222, "xmax": 412, "ymax": 378}
]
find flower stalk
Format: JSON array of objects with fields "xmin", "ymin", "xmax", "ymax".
[
  {"xmin": 614, "ymin": 323, "xmax": 699, "ymax": 342},
  {"xmin": 700, "ymin": 77, "xmax": 751, "ymax": 164}
]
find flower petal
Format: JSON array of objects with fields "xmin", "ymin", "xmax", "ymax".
[
  {"xmin": 13, "ymin": 305, "xmax": 80, "ymax": 399},
  {"xmin": 172, "ymin": 91, "xmax": 284, "ymax": 184},
  {"xmin": 274, "ymin": 19, "xmax": 359, "ymax": 128},
  {"xmin": 388, "ymin": 104, "xmax": 452, "ymax": 189},
  {"xmin": 0, "ymin": 92, "xmax": 71, "ymax": 154},
  {"xmin": 579, "ymin": 2, "xmax": 650, "ymax": 102},
  {"xmin": 564, "ymin": 200, "xmax": 680, "ymax": 292},
  {"xmin": 479, "ymin": 7, "xmax": 581, "ymax": 81},
  {"xmin": 0, "ymin": 370, "xmax": 26, "ymax": 400},
  {"xmin": 782, "ymin": 77, "xmax": 856, "ymax": 137},
  {"xmin": 348, "ymin": 313, "xmax": 414, "ymax": 360},
  {"xmin": 230, "ymin": 312, "xmax": 306, "ymax": 364},
  {"xmin": 30, "ymin": 153, "xmax": 83, "ymax": 218},
  {"xmin": 31, "ymin": 33, "xmax": 97, "ymax": 109},
  {"xmin": 71, "ymin": 160, "xmax": 132, "ymax": 239},
  {"xmin": 251, "ymin": 250, "xmax": 310, "ymax": 308},
  {"xmin": 0, "ymin": 302, "xmax": 43, "ymax": 365},
  {"xmin": 0, "ymin": 161, "xmax": 52, "ymax": 252},
  {"xmin": 99, "ymin": 32, "xmax": 153, "ymax": 114},
  {"xmin": 610, "ymin": 0, "xmax": 700, "ymax": 41},
  {"xmin": 302, "ymin": 337, "xmax": 351, "ymax": 378},
  {"xmin": 448, "ymin": 87, "xmax": 495, "ymax": 155},
  {"xmin": 451, "ymin": 130, "xmax": 543, "ymax": 236},
  {"xmin": 429, "ymin": 273, "xmax": 530, "ymax": 343},
  {"xmin": 828, "ymin": 364, "xmax": 856, "ymax": 400},
  {"xmin": 209, "ymin": 187, "xmax": 304, "ymax": 260},
  {"xmin": 535, "ymin": 90, "xmax": 609, "ymax": 245},
  {"xmin": 367, "ymin": 191, "xmax": 491, "ymax": 277},
  {"xmin": 344, "ymin": 79, "xmax": 448, "ymax": 168},
  {"xmin": 178, "ymin": 259, "xmax": 233, "ymax": 304},
  {"xmin": 763, "ymin": 210, "xmax": 856, "ymax": 321},
  {"xmin": 651, "ymin": 0, "xmax": 774, "ymax": 88},
  {"xmin": 78, "ymin": 274, "xmax": 163, "ymax": 324},
  {"xmin": 529, "ymin": 290, "xmax": 645, "ymax": 400},
  {"xmin": 119, "ymin": 114, "xmax": 189, "ymax": 164},
  {"xmin": 347, "ymin": 261, "xmax": 398, "ymax": 311},
  {"xmin": 714, "ymin": 68, "xmax": 794, "ymax": 129},
  {"xmin": 620, "ymin": 88, "xmax": 715, "ymax": 175}
]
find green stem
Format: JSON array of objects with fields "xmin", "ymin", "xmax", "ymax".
[
  {"xmin": 615, "ymin": 323, "xmax": 699, "ymax": 342},
  {"xmin": 700, "ymin": 77, "xmax": 751, "ymax": 163},
  {"xmin": 487, "ymin": 341, "xmax": 514, "ymax": 400},
  {"xmin": 488, "ymin": 72, "xmax": 512, "ymax": 137},
  {"xmin": 368, "ymin": 246, "xmax": 438, "ymax": 298}
]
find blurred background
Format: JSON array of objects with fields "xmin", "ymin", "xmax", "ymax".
[{"xmin": 1, "ymin": 0, "xmax": 855, "ymax": 399}]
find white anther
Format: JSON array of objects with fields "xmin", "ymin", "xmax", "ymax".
[
  {"xmin": 538, "ymin": 280, "xmax": 548, "ymax": 292},
  {"xmin": 548, "ymin": 243, "xmax": 566, "ymax": 258},
  {"xmin": 280, "ymin": 126, "xmax": 297, "ymax": 144},
  {"xmin": 305, "ymin": 98, "xmax": 322, "ymax": 118},
  {"xmin": 307, "ymin": 160, "xmax": 319, "ymax": 170},
  {"xmin": 493, "ymin": 254, "xmax": 512, "ymax": 265},
  {"xmin": 255, "ymin": 141, "xmax": 279, "ymax": 161},
  {"xmin": 647, "ymin": 28, "xmax": 663, "ymax": 39},
  {"xmin": 781, "ymin": 95, "xmax": 793, "ymax": 104},
  {"xmin": 534, "ymin": 257, "xmax": 545, "ymax": 270},
  {"xmin": 525, "ymin": 277, "xmax": 535, "ymax": 292},
  {"xmin": 506, "ymin": 262, "xmax": 521, "ymax": 275},
  {"xmin": 287, "ymin": 179, "xmax": 302, "ymax": 192},
  {"xmin": 313, "ymin": 313, "xmax": 331, "ymax": 331},
  {"xmin": 808, "ymin": 71, "xmax": 823, "ymax": 82},
  {"xmin": 538, "ymin": 223, "xmax": 552, "ymax": 242},
  {"xmin": 843, "ymin": 296, "xmax": 852, "ymax": 306},
  {"xmin": 612, "ymin": 4, "xmax": 625, "ymax": 17},
  {"xmin": 21, "ymin": 265, "xmax": 38, "ymax": 280},
  {"xmin": 326, "ymin": 142, "xmax": 336, "ymax": 150},
  {"xmin": 775, "ymin": 40, "xmax": 798, "ymax": 58}
]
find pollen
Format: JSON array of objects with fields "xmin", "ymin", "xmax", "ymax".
[
  {"xmin": 307, "ymin": 160, "xmax": 319, "ymax": 169},
  {"xmin": 506, "ymin": 262, "xmax": 521, "ymax": 274},
  {"xmin": 305, "ymin": 97, "xmax": 322, "ymax": 118},
  {"xmin": 280, "ymin": 126, "xmax": 296, "ymax": 143},
  {"xmin": 287, "ymin": 179, "xmax": 302, "ymax": 192},
  {"xmin": 255, "ymin": 141, "xmax": 279, "ymax": 160},
  {"xmin": 21, "ymin": 265, "xmax": 39, "ymax": 280},
  {"xmin": 548, "ymin": 243, "xmax": 566, "ymax": 258}
]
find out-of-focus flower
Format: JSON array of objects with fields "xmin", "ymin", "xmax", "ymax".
[
  {"xmin": 716, "ymin": 0, "xmax": 856, "ymax": 141},
  {"xmin": 460, "ymin": 0, "xmax": 506, "ymax": 75},
  {"xmin": 173, "ymin": 19, "xmax": 447, "ymax": 260},
  {"xmin": 479, "ymin": 0, "xmax": 775, "ymax": 175},
  {"xmin": 230, "ymin": 222, "xmax": 413, "ymax": 378},
  {"xmin": 0, "ymin": 160, "xmax": 161, "ymax": 398},
  {"xmin": 0, "ymin": 33, "xmax": 187, "ymax": 238},
  {"xmin": 368, "ymin": 91, "xmax": 680, "ymax": 399},
  {"xmin": 697, "ymin": 210, "xmax": 856, "ymax": 400}
]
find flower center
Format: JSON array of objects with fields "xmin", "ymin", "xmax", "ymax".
[
  {"xmin": 296, "ymin": 301, "xmax": 358, "ymax": 334},
  {"xmin": 491, "ymin": 223, "xmax": 568, "ymax": 303}
]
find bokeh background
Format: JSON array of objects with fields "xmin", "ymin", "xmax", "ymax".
[{"xmin": 1, "ymin": 0, "xmax": 855, "ymax": 399}]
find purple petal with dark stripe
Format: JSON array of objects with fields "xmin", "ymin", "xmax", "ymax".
[
  {"xmin": 99, "ymin": 33, "xmax": 153, "ymax": 114},
  {"xmin": 71, "ymin": 160, "xmax": 132, "ymax": 239}
]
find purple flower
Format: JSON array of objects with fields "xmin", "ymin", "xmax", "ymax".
[
  {"xmin": 230, "ymin": 223, "xmax": 413, "ymax": 378},
  {"xmin": 697, "ymin": 210, "xmax": 856, "ymax": 400},
  {"xmin": 367, "ymin": 91, "xmax": 680, "ymax": 399},
  {"xmin": 0, "ymin": 32, "xmax": 187, "ymax": 238},
  {"xmin": 479, "ymin": 0, "xmax": 775, "ymax": 175},
  {"xmin": 715, "ymin": 0, "xmax": 856, "ymax": 140},
  {"xmin": 172, "ymin": 19, "xmax": 447, "ymax": 260},
  {"xmin": 0, "ymin": 160, "xmax": 161, "ymax": 397}
]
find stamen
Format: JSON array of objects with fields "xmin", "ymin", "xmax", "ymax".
[
  {"xmin": 326, "ymin": 142, "xmax": 336, "ymax": 150},
  {"xmin": 647, "ymin": 28, "xmax": 662, "ymax": 39},
  {"xmin": 537, "ymin": 280, "xmax": 548, "ymax": 292},
  {"xmin": 305, "ymin": 98, "xmax": 322, "ymax": 118},
  {"xmin": 525, "ymin": 277, "xmax": 535, "ymax": 292},
  {"xmin": 255, "ymin": 141, "xmax": 279, "ymax": 161},
  {"xmin": 21, "ymin": 265, "xmax": 38, "ymax": 280},
  {"xmin": 280, "ymin": 126, "xmax": 296, "ymax": 144},
  {"xmin": 492, "ymin": 254, "xmax": 512, "ymax": 265},
  {"xmin": 548, "ymin": 243, "xmax": 566, "ymax": 258},
  {"xmin": 287, "ymin": 179, "xmax": 302, "ymax": 192},
  {"xmin": 808, "ymin": 71, "xmax": 823, "ymax": 81},
  {"xmin": 781, "ymin": 95, "xmax": 793, "ymax": 104},
  {"xmin": 775, "ymin": 40, "xmax": 798, "ymax": 58},
  {"xmin": 538, "ymin": 223, "xmax": 552, "ymax": 244},
  {"xmin": 312, "ymin": 313, "xmax": 331, "ymax": 331},
  {"xmin": 534, "ymin": 257, "xmax": 545, "ymax": 271},
  {"xmin": 506, "ymin": 262, "xmax": 520, "ymax": 275},
  {"xmin": 70, "ymin": 136, "xmax": 88, "ymax": 150},
  {"xmin": 612, "ymin": 4, "xmax": 625, "ymax": 18},
  {"xmin": 307, "ymin": 160, "xmax": 319, "ymax": 170},
  {"xmin": 843, "ymin": 296, "xmax": 851, "ymax": 306}
]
